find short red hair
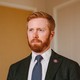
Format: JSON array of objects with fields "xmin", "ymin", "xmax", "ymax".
[{"xmin": 27, "ymin": 11, "xmax": 55, "ymax": 31}]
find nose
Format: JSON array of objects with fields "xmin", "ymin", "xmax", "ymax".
[{"xmin": 33, "ymin": 30, "xmax": 39, "ymax": 38}]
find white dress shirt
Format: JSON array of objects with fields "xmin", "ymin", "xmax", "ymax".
[{"xmin": 28, "ymin": 48, "xmax": 52, "ymax": 80}]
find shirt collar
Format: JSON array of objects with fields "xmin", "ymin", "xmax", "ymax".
[{"xmin": 31, "ymin": 48, "xmax": 52, "ymax": 62}]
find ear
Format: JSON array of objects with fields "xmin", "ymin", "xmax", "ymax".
[
  {"xmin": 50, "ymin": 31, "xmax": 55, "ymax": 40},
  {"xmin": 51, "ymin": 31, "xmax": 55, "ymax": 37}
]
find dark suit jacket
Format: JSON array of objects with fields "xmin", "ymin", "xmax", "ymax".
[{"xmin": 7, "ymin": 50, "xmax": 80, "ymax": 80}]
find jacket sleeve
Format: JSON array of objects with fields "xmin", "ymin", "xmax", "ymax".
[
  {"xmin": 7, "ymin": 64, "xmax": 16, "ymax": 80},
  {"xmin": 69, "ymin": 62, "xmax": 80, "ymax": 80}
]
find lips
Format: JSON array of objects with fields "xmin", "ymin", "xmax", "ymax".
[{"xmin": 31, "ymin": 39, "xmax": 42, "ymax": 43}]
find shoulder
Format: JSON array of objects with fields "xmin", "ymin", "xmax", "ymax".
[
  {"xmin": 51, "ymin": 50, "xmax": 80, "ymax": 79},
  {"xmin": 51, "ymin": 49, "xmax": 80, "ymax": 67},
  {"xmin": 9, "ymin": 54, "xmax": 32, "ymax": 70}
]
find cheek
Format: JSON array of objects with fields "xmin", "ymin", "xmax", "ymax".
[
  {"xmin": 39, "ymin": 34, "xmax": 50, "ymax": 41},
  {"xmin": 27, "ymin": 33, "xmax": 32, "ymax": 41}
]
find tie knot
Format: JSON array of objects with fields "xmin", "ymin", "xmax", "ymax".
[{"xmin": 35, "ymin": 55, "xmax": 43, "ymax": 62}]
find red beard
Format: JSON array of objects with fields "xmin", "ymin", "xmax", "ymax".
[{"xmin": 28, "ymin": 36, "xmax": 50, "ymax": 53}]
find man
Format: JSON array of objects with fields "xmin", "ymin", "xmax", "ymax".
[{"xmin": 7, "ymin": 11, "xmax": 80, "ymax": 80}]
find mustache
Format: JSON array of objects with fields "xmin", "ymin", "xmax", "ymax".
[{"xmin": 31, "ymin": 39, "xmax": 42, "ymax": 43}]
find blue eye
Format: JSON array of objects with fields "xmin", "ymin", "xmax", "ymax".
[
  {"xmin": 38, "ymin": 29, "xmax": 44, "ymax": 32},
  {"xmin": 28, "ymin": 29, "xmax": 33, "ymax": 31},
  {"xmin": 40, "ymin": 29, "xmax": 42, "ymax": 31}
]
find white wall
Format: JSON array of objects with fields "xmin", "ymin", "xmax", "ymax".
[
  {"xmin": 45, "ymin": 0, "xmax": 69, "ymax": 15},
  {"xmin": 53, "ymin": 0, "xmax": 80, "ymax": 64}
]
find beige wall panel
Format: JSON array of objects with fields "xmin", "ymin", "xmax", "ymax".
[
  {"xmin": 0, "ymin": 6, "xmax": 32, "ymax": 80},
  {"xmin": 0, "ymin": 0, "xmax": 46, "ymax": 11}
]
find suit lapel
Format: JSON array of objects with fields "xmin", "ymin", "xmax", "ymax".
[
  {"xmin": 19, "ymin": 54, "xmax": 32, "ymax": 80},
  {"xmin": 45, "ymin": 50, "xmax": 63, "ymax": 80}
]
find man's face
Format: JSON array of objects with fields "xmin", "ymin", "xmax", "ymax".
[{"xmin": 27, "ymin": 18, "xmax": 54, "ymax": 53}]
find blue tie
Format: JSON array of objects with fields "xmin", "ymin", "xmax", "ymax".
[{"xmin": 31, "ymin": 55, "xmax": 43, "ymax": 80}]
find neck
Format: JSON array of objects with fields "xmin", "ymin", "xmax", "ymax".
[{"xmin": 32, "ymin": 46, "xmax": 50, "ymax": 55}]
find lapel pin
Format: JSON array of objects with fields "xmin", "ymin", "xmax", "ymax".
[{"xmin": 53, "ymin": 59, "xmax": 58, "ymax": 63}]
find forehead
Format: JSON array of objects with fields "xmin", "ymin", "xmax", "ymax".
[{"xmin": 28, "ymin": 18, "xmax": 49, "ymax": 28}]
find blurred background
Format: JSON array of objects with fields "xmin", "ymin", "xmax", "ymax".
[{"xmin": 0, "ymin": 0, "xmax": 80, "ymax": 80}]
